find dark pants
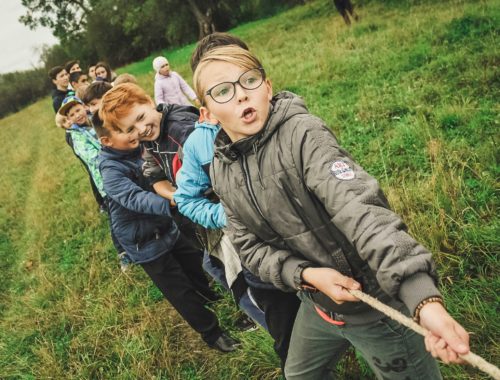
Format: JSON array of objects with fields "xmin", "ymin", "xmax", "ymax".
[
  {"xmin": 333, "ymin": 0, "xmax": 358, "ymax": 25},
  {"xmin": 140, "ymin": 233, "xmax": 222, "ymax": 345},
  {"xmin": 250, "ymin": 287, "xmax": 301, "ymax": 371},
  {"xmin": 285, "ymin": 293, "xmax": 441, "ymax": 379}
]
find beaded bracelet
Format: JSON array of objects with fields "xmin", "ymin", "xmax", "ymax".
[{"xmin": 413, "ymin": 296, "xmax": 444, "ymax": 323}]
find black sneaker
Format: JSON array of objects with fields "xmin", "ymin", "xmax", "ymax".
[
  {"xmin": 234, "ymin": 315, "xmax": 258, "ymax": 332},
  {"xmin": 209, "ymin": 332, "xmax": 241, "ymax": 353}
]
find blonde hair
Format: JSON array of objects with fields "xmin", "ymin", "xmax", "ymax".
[
  {"xmin": 114, "ymin": 73, "xmax": 138, "ymax": 85},
  {"xmin": 193, "ymin": 45, "xmax": 264, "ymax": 105}
]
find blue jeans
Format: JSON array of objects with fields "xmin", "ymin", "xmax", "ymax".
[{"xmin": 202, "ymin": 251, "xmax": 268, "ymax": 330}]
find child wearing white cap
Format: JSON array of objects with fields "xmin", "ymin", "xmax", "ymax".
[{"xmin": 153, "ymin": 56, "xmax": 200, "ymax": 107}]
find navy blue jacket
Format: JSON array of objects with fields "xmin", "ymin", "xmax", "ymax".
[{"xmin": 99, "ymin": 145, "xmax": 179, "ymax": 263}]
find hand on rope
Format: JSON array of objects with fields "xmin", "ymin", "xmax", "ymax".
[
  {"xmin": 346, "ymin": 288, "xmax": 500, "ymax": 380},
  {"xmin": 419, "ymin": 301, "xmax": 470, "ymax": 364},
  {"xmin": 300, "ymin": 267, "xmax": 361, "ymax": 304}
]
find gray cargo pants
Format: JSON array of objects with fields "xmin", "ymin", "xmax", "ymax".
[{"xmin": 285, "ymin": 293, "xmax": 442, "ymax": 380}]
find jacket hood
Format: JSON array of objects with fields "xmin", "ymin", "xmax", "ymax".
[{"xmin": 214, "ymin": 91, "xmax": 309, "ymax": 164}]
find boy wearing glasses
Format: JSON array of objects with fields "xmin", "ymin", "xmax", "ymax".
[
  {"xmin": 173, "ymin": 33, "xmax": 302, "ymax": 371},
  {"xmin": 193, "ymin": 45, "xmax": 470, "ymax": 379}
]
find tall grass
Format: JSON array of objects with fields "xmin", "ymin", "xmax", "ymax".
[{"xmin": 0, "ymin": 0, "xmax": 498, "ymax": 379}]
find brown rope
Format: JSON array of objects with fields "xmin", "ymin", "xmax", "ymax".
[{"xmin": 347, "ymin": 289, "xmax": 500, "ymax": 380}]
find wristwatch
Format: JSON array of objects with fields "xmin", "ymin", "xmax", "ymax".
[{"xmin": 294, "ymin": 262, "xmax": 318, "ymax": 292}]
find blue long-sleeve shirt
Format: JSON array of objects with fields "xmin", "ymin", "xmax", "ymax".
[{"xmin": 174, "ymin": 122, "xmax": 226, "ymax": 229}]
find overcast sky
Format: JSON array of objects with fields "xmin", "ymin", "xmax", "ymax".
[{"xmin": 0, "ymin": 0, "xmax": 58, "ymax": 74}]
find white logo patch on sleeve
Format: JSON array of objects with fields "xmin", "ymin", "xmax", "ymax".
[{"xmin": 330, "ymin": 161, "xmax": 355, "ymax": 180}]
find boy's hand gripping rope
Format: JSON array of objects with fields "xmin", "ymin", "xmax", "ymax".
[{"xmin": 347, "ymin": 289, "xmax": 500, "ymax": 380}]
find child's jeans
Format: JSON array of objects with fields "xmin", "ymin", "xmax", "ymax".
[
  {"xmin": 202, "ymin": 251, "xmax": 268, "ymax": 330},
  {"xmin": 285, "ymin": 292, "xmax": 442, "ymax": 380}
]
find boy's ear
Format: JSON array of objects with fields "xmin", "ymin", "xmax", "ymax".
[
  {"xmin": 199, "ymin": 106, "xmax": 219, "ymax": 125},
  {"xmin": 100, "ymin": 135, "xmax": 112, "ymax": 147},
  {"xmin": 265, "ymin": 78, "xmax": 273, "ymax": 101}
]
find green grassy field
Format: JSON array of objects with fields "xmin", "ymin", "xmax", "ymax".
[{"xmin": 0, "ymin": 0, "xmax": 498, "ymax": 378}]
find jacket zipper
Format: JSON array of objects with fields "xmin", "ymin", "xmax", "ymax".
[{"xmin": 240, "ymin": 155, "xmax": 281, "ymax": 237}]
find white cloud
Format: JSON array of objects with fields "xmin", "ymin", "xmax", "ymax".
[{"xmin": 0, "ymin": 0, "xmax": 59, "ymax": 73}]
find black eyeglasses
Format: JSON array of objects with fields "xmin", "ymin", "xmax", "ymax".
[{"xmin": 205, "ymin": 68, "xmax": 265, "ymax": 104}]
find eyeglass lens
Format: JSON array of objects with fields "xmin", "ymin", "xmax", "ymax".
[{"xmin": 209, "ymin": 68, "xmax": 264, "ymax": 104}]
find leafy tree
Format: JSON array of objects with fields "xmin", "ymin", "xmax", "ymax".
[{"xmin": 19, "ymin": 0, "xmax": 93, "ymax": 42}]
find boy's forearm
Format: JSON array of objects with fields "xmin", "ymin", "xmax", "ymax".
[
  {"xmin": 102, "ymin": 166, "xmax": 172, "ymax": 216},
  {"xmin": 153, "ymin": 180, "xmax": 176, "ymax": 205}
]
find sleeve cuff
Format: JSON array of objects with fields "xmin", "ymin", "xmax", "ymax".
[
  {"xmin": 281, "ymin": 256, "xmax": 314, "ymax": 290},
  {"xmin": 398, "ymin": 272, "xmax": 441, "ymax": 315}
]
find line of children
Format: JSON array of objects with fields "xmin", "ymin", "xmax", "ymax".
[
  {"xmin": 192, "ymin": 43, "xmax": 470, "ymax": 379},
  {"xmin": 57, "ymin": 94, "xmax": 131, "ymax": 270},
  {"xmin": 47, "ymin": 33, "xmax": 473, "ymax": 378},
  {"xmin": 57, "ymin": 95, "xmax": 107, "ymax": 213},
  {"xmin": 95, "ymin": 92, "xmax": 240, "ymax": 352},
  {"xmin": 99, "ymin": 82, "xmax": 259, "ymax": 332}
]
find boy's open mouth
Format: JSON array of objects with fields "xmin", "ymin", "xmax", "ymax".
[{"xmin": 241, "ymin": 107, "xmax": 256, "ymax": 123}]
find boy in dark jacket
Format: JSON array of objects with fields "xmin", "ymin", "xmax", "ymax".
[
  {"xmin": 99, "ymin": 83, "xmax": 260, "ymax": 332},
  {"xmin": 95, "ymin": 100, "xmax": 239, "ymax": 353},
  {"xmin": 49, "ymin": 65, "xmax": 73, "ymax": 113},
  {"xmin": 193, "ymin": 45, "xmax": 470, "ymax": 379}
]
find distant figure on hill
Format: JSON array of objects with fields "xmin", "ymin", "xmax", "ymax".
[
  {"xmin": 152, "ymin": 56, "xmax": 200, "ymax": 107},
  {"xmin": 333, "ymin": 0, "xmax": 359, "ymax": 25},
  {"xmin": 48, "ymin": 65, "xmax": 73, "ymax": 113}
]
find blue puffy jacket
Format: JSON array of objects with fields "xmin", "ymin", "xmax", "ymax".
[
  {"xmin": 174, "ymin": 121, "xmax": 226, "ymax": 229},
  {"xmin": 99, "ymin": 145, "xmax": 179, "ymax": 263}
]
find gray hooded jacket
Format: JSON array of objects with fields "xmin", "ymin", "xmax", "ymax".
[{"xmin": 211, "ymin": 91, "xmax": 441, "ymax": 319}]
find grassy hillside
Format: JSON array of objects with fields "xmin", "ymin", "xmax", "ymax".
[{"xmin": 0, "ymin": 0, "xmax": 498, "ymax": 378}]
